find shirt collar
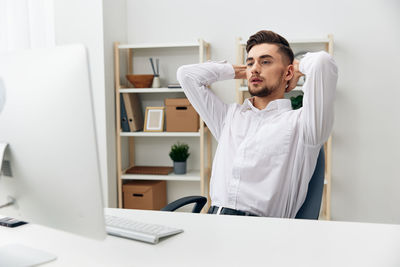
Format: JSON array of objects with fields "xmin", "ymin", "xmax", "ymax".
[{"xmin": 241, "ymin": 97, "xmax": 293, "ymax": 113}]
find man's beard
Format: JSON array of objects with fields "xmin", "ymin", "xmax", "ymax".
[
  {"xmin": 248, "ymin": 83, "xmax": 279, "ymax": 97},
  {"xmin": 248, "ymin": 72, "xmax": 285, "ymax": 97}
]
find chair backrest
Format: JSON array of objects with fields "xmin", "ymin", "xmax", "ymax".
[{"xmin": 295, "ymin": 147, "xmax": 325, "ymax": 220}]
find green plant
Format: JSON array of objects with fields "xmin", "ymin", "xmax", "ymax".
[
  {"xmin": 290, "ymin": 94, "xmax": 303, "ymax": 110},
  {"xmin": 169, "ymin": 142, "xmax": 190, "ymax": 162}
]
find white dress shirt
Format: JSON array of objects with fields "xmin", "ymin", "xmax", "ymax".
[{"xmin": 177, "ymin": 51, "xmax": 338, "ymax": 217}]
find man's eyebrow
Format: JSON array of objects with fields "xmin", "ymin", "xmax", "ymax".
[
  {"xmin": 246, "ymin": 54, "xmax": 274, "ymax": 62},
  {"xmin": 260, "ymin": 54, "xmax": 274, "ymax": 59}
]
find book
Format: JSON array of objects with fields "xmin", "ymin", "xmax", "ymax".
[
  {"xmin": 167, "ymin": 84, "xmax": 181, "ymax": 89},
  {"xmin": 122, "ymin": 93, "xmax": 143, "ymax": 132},
  {"xmin": 120, "ymin": 94, "xmax": 130, "ymax": 132},
  {"xmin": 125, "ymin": 166, "xmax": 173, "ymax": 175}
]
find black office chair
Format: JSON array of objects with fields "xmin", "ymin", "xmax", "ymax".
[
  {"xmin": 161, "ymin": 195, "xmax": 207, "ymax": 213},
  {"xmin": 295, "ymin": 147, "xmax": 325, "ymax": 220},
  {"xmin": 162, "ymin": 147, "xmax": 325, "ymax": 220}
]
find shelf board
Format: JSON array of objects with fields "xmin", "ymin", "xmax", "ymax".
[
  {"xmin": 239, "ymin": 38, "xmax": 329, "ymax": 46},
  {"xmin": 239, "ymin": 86, "xmax": 302, "ymax": 92},
  {"xmin": 120, "ymin": 131, "xmax": 201, "ymax": 137},
  {"xmin": 118, "ymin": 42, "xmax": 200, "ymax": 49},
  {"xmin": 119, "ymin": 88, "xmax": 184, "ymax": 93},
  {"xmin": 121, "ymin": 170, "xmax": 201, "ymax": 181},
  {"xmin": 289, "ymin": 38, "xmax": 330, "ymax": 44}
]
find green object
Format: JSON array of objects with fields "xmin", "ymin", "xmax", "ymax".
[
  {"xmin": 290, "ymin": 95, "xmax": 303, "ymax": 110},
  {"xmin": 169, "ymin": 142, "xmax": 190, "ymax": 162}
]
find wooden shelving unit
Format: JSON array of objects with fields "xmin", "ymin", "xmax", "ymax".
[
  {"xmin": 121, "ymin": 170, "xmax": 202, "ymax": 182},
  {"xmin": 114, "ymin": 39, "xmax": 212, "ymax": 210},
  {"xmin": 119, "ymin": 88, "xmax": 184, "ymax": 93},
  {"xmin": 120, "ymin": 132, "xmax": 201, "ymax": 137},
  {"xmin": 235, "ymin": 35, "xmax": 334, "ymax": 220}
]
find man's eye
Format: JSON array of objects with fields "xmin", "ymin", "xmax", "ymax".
[
  {"xmin": 262, "ymin": 60, "xmax": 271, "ymax": 64},
  {"xmin": 247, "ymin": 62, "xmax": 253, "ymax": 67}
]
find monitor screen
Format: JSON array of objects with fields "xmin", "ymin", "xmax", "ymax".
[{"xmin": 0, "ymin": 45, "xmax": 106, "ymax": 240}]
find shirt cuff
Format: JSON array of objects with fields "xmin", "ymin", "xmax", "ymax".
[
  {"xmin": 207, "ymin": 60, "xmax": 235, "ymax": 81},
  {"xmin": 299, "ymin": 52, "xmax": 310, "ymax": 75},
  {"xmin": 223, "ymin": 63, "xmax": 235, "ymax": 81}
]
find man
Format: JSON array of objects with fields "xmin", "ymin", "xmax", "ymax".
[{"xmin": 177, "ymin": 30, "xmax": 338, "ymax": 218}]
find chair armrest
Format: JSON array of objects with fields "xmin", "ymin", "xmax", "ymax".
[{"xmin": 161, "ymin": 196, "xmax": 207, "ymax": 213}]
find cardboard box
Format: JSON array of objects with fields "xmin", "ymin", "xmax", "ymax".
[
  {"xmin": 123, "ymin": 180, "xmax": 167, "ymax": 210},
  {"xmin": 165, "ymin": 98, "xmax": 199, "ymax": 132}
]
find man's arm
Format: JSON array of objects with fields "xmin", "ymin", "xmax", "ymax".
[
  {"xmin": 177, "ymin": 61, "xmax": 235, "ymax": 141},
  {"xmin": 233, "ymin": 65, "xmax": 247, "ymax": 80},
  {"xmin": 294, "ymin": 51, "xmax": 338, "ymax": 146}
]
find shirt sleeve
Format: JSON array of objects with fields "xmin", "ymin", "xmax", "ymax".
[
  {"xmin": 299, "ymin": 51, "xmax": 338, "ymax": 146},
  {"xmin": 177, "ymin": 61, "xmax": 235, "ymax": 141}
]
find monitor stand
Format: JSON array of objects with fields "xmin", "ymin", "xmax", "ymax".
[
  {"xmin": 0, "ymin": 142, "xmax": 8, "ymax": 173},
  {"xmin": 0, "ymin": 243, "xmax": 57, "ymax": 266}
]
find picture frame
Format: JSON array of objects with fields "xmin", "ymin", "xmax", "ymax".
[{"xmin": 144, "ymin": 106, "xmax": 165, "ymax": 132}]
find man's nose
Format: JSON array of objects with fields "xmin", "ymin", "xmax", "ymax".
[{"xmin": 251, "ymin": 62, "xmax": 261, "ymax": 74}]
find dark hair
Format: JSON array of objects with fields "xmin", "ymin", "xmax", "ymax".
[{"xmin": 246, "ymin": 30, "xmax": 294, "ymax": 65}]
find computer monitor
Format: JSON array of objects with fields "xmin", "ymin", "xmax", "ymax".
[{"xmin": 0, "ymin": 45, "xmax": 106, "ymax": 241}]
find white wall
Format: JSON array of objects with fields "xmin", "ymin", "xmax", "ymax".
[
  {"xmin": 53, "ymin": 0, "xmax": 110, "ymax": 205},
  {"xmin": 126, "ymin": 0, "xmax": 400, "ymax": 224},
  {"xmin": 102, "ymin": 0, "xmax": 127, "ymax": 208}
]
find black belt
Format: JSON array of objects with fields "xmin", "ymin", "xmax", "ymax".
[{"xmin": 208, "ymin": 206, "xmax": 259, "ymax": 217}]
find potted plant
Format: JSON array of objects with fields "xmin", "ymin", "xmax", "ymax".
[
  {"xmin": 169, "ymin": 142, "xmax": 190, "ymax": 174},
  {"xmin": 290, "ymin": 94, "xmax": 303, "ymax": 110}
]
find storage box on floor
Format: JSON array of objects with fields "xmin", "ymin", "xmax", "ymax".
[
  {"xmin": 123, "ymin": 180, "xmax": 167, "ymax": 210},
  {"xmin": 165, "ymin": 98, "xmax": 199, "ymax": 132}
]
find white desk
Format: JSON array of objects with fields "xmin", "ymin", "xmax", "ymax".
[{"xmin": 1, "ymin": 208, "xmax": 400, "ymax": 267}]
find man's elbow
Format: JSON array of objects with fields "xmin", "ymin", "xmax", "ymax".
[
  {"xmin": 312, "ymin": 51, "xmax": 338, "ymax": 76},
  {"xmin": 176, "ymin": 65, "xmax": 188, "ymax": 84},
  {"xmin": 177, "ymin": 65, "xmax": 201, "ymax": 91}
]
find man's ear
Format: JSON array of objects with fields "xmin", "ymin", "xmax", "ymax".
[
  {"xmin": 284, "ymin": 65, "xmax": 296, "ymax": 93},
  {"xmin": 285, "ymin": 64, "xmax": 294, "ymax": 82}
]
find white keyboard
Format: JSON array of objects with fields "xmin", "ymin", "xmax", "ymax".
[{"xmin": 105, "ymin": 214, "xmax": 183, "ymax": 244}]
